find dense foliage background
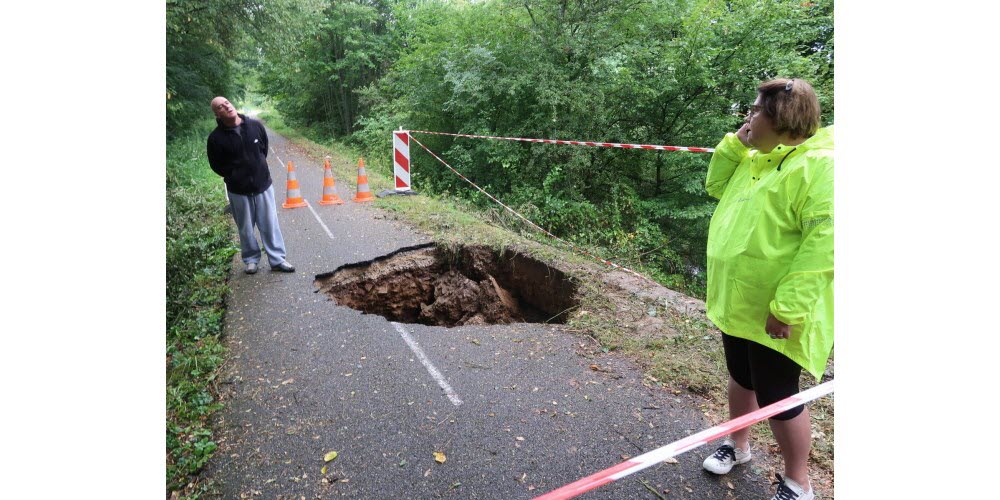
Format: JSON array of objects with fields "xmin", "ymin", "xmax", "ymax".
[{"xmin": 168, "ymin": 0, "xmax": 832, "ymax": 292}]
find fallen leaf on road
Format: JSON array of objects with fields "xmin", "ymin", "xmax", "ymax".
[
  {"xmin": 639, "ymin": 479, "xmax": 666, "ymax": 500},
  {"xmin": 515, "ymin": 436, "xmax": 525, "ymax": 441},
  {"xmin": 321, "ymin": 465, "xmax": 327, "ymax": 475},
  {"xmin": 727, "ymin": 480, "xmax": 735, "ymax": 489},
  {"xmin": 424, "ymin": 469, "xmax": 432, "ymax": 477},
  {"xmin": 281, "ymin": 378, "xmax": 294, "ymax": 385},
  {"xmin": 324, "ymin": 451, "xmax": 339, "ymax": 462},
  {"xmin": 434, "ymin": 452, "xmax": 447, "ymax": 463},
  {"xmin": 663, "ymin": 457, "xmax": 679, "ymax": 464}
]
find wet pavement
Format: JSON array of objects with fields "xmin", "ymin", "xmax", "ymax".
[{"xmin": 200, "ymin": 126, "xmax": 775, "ymax": 499}]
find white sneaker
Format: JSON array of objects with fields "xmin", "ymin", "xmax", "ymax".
[
  {"xmin": 771, "ymin": 474, "xmax": 814, "ymax": 500},
  {"xmin": 702, "ymin": 438, "xmax": 751, "ymax": 474}
]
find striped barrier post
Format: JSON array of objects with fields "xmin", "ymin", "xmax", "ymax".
[
  {"xmin": 379, "ymin": 128, "xmax": 419, "ymax": 197},
  {"xmin": 394, "ymin": 129, "xmax": 412, "ymax": 191}
]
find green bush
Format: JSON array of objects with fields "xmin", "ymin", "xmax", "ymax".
[
  {"xmin": 165, "ymin": 123, "xmax": 238, "ymax": 494},
  {"xmin": 259, "ymin": 0, "xmax": 832, "ymax": 299}
]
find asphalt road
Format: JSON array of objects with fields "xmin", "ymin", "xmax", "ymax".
[{"xmin": 200, "ymin": 126, "xmax": 775, "ymax": 499}]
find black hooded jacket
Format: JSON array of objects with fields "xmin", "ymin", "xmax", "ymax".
[{"xmin": 206, "ymin": 114, "xmax": 272, "ymax": 195}]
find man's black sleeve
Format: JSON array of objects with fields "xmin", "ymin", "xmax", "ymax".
[
  {"xmin": 260, "ymin": 121, "xmax": 269, "ymax": 158},
  {"xmin": 206, "ymin": 139, "xmax": 230, "ymax": 178}
]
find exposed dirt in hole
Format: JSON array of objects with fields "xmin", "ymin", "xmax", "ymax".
[{"xmin": 313, "ymin": 243, "xmax": 578, "ymax": 327}]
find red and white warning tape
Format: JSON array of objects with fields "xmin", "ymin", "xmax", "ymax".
[
  {"xmin": 532, "ymin": 380, "xmax": 835, "ymax": 500},
  {"xmin": 408, "ymin": 135, "xmax": 661, "ymax": 286},
  {"xmin": 409, "ymin": 130, "xmax": 714, "ymax": 153}
]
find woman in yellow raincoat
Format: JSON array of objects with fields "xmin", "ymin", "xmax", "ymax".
[{"xmin": 700, "ymin": 78, "xmax": 833, "ymax": 500}]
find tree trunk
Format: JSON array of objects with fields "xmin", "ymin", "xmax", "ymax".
[{"xmin": 655, "ymin": 154, "xmax": 663, "ymax": 195}]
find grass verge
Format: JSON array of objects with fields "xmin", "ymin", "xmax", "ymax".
[{"xmin": 166, "ymin": 124, "xmax": 239, "ymax": 498}]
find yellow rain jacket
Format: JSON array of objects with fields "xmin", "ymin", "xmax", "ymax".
[{"xmin": 705, "ymin": 126, "xmax": 833, "ymax": 380}]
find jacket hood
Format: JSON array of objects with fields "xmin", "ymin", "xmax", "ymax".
[
  {"xmin": 796, "ymin": 125, "xmax": 833, "ymax": 152},
  {"xmin": 215, "ymin": 113, "xmax": 248, "ymax": 129}
]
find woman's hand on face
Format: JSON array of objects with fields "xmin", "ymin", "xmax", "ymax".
[
  {"xmin": 736, "ymin": 122, "xmax": 751, "ymax": 148},
  {"xmin": 765, "ymin": 313, "xmax": 790, "ymax": 340}
]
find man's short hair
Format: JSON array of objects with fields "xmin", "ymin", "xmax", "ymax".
[{"xmin": 757, "ymin": 78, "xmax": 821, "ymax": 139}]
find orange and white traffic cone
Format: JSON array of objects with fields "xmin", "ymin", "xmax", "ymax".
[
  {"xmin": 318, "ymin": 158, "xmax": 345, "ymax": 205},
  {"xmin": 281, "ymin": 161, "xmax": 308, "ymax": 208},
  {"xmin": 352, "ymin": 157, "xmax": 374, "ymax": 203}
]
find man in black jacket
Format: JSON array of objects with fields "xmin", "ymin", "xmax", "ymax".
[{"xmin": 207, "ymin": 96, "xmax": 294, "ymax": 274}]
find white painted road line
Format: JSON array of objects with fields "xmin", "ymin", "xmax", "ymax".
[
  {"xmin": 391, "ymin": 321, "xmax": 463, "ymax": 406},
  {"xmin": 270, "ymin": 148, "xmax": 336, "ymax": 240},
  {"xmin": 268, "ymin": 142, "xmax": 459, "ymax": 405},
  {"xmin": 304, "ymin": 200, "xmax": 336, "ymax": 240}
]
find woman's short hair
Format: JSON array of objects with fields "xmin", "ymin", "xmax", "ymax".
[{"xmin": 757, "ymin": 78, "xmax": 821, "ymax": 139}]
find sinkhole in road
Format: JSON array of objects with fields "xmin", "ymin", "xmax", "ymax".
[{"xmin": 314, "ymin": 243, "xmax": 579, "ymax": 327}]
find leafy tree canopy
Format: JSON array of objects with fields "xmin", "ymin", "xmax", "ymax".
[{"xmin": 168, "ymin": 0, "xmax": 834, "ymax": 294}]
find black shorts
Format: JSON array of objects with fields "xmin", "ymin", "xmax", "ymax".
[{"xmin": 722, "ymin": 333, "xmax": 804, "ymax": 421}]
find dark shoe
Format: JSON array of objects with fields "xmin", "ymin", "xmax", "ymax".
[
  {"xmin": 273, "ymin": 261, "xmax": 295, "ymax": 273},
  {"xmin": 245, "ymin": 262, "xmax": 258, "ymax": 274}
]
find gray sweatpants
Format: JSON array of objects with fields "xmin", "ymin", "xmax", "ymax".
[{"xmin": 227, "ymin": 185, "xmax": 287, "ymax": 267}]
